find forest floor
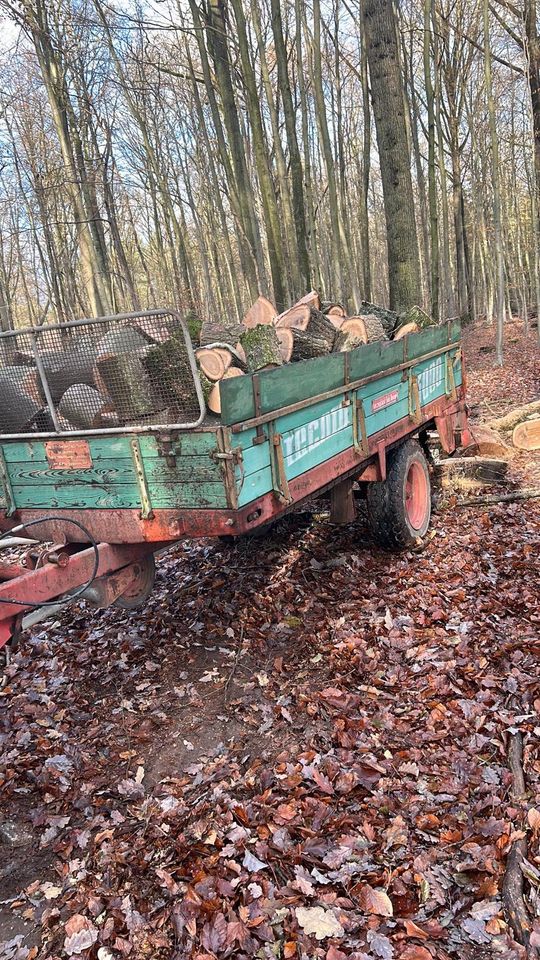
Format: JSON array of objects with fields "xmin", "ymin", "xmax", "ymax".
[{"xmin": 1, "ymin": 319, "xmax": 540, "ymax": 960}]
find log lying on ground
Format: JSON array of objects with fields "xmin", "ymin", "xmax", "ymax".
[
  {"xmin": 244, "ymin": 295, "xmax": 276, "ymax": 328},
  {"xmin": 512, "ymin": 418, "xmax": 540, "ymax": 451},
  {"xmin": 58, "ymin": 384, "xmax": 114, "ymax": 430},
  {"xmin": 487, "ymin": 400, "xmax": 540, "ymax": 433},
  {"xmin": 393, "ymin": 321, "xmax": 420, "ymax": 341},
  {"xmin": 206, "ymin": 367, "xmax": 244, "ymax": 415},
  {"xmin": 239, "ymin": 324, "xmax": 283, "ymax": 371},
  {"xmin": 360, "ymin": 300, "xmax": 400, "ymax": 335},
  {"xmin": 436, "ymin": 456, "xmax": 509, "ymax": 484},
  {"xmin": 461, "ymin": 425, "xmax": 512, "ymax": 459}
]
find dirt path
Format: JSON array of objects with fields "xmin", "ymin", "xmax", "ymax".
[{"xmin": 1, "ymin": 321, "xmax": 539, "ymax": 960}]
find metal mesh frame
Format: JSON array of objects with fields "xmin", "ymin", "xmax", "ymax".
[{"xmin": 0, "ymin": 309, "xmax": 206, "ymax": 439}]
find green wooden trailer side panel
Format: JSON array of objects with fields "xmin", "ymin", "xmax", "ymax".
[
  {"xmin": 1, "ymin": 431, "xmax": 228, "ymax": 511},
  {"xmin": 235, "ymin": 341, "xmax": 463, "ymax": 508}
]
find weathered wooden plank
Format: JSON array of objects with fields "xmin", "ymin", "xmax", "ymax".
[
  {"xmin": 6, "ymin": 455, "xmax": 221, "ymax": 487},
  {"xmin": 348, "ymin": 338, "xmax": 405, "ymax": 381},
  {"xmin": 405, "ymin": 325, "xmax": 448, "ymax": 360},
  {"xmin": 1, "ymin": 431, "xmax": 218, "ymax": 465},
  {"xmin": 237, "ymin": 465, "xmax": 273, "ymax": 508},
  {"xmin": 10, "ymin": 481, "xmax": 227, "ymax": 510}
]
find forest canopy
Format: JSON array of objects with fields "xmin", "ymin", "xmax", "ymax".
[{"xmin": 0, "ymin": 0, "xmax": 538, "ymax": 367}]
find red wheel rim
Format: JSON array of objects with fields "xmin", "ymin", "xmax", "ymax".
[{"xmin": 405, "ymin": 461, "xmax": 429, "ymax": 530}]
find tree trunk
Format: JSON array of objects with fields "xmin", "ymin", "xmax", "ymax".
[{"xmin": 361, "ymin": 0, "xmax": 422, "ymax": 312}]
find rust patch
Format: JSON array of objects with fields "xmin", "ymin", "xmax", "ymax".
[{"xmin": 45, "ymin": 440, "xmax": 93, "ymax": 470}]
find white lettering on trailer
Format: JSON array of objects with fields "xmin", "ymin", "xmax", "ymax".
[
  {"xmin": 417, "ymin": 356, "xmax": 445, "ymax": 405},
  {"xmin": 283, "ymin": 404, "xmax": 349, "ymax": 468}
]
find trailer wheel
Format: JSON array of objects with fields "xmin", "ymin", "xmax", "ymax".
[
  {"xmin": 113, "ymin": 555, "xmax": 156, "ymax": 610},
  {"xmin": 366, "ymin": 439, "xmax": 431, "ymax": 550}
]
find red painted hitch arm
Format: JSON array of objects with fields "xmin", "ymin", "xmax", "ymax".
[{"xmin": 0, "ymin": 541, "xmax": 157, "ymax": 651}]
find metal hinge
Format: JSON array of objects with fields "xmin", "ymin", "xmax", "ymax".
[{"xmin": 210, "ymin": 447, "xmax": 243, "ymax": 465}]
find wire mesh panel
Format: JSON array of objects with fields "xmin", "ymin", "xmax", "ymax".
[{"xmin": 0, "ymin": 310, "xmax": 206, "ymax": 438}]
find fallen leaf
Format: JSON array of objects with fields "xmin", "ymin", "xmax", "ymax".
[
  {"xmin": 358, "ymin": 884, "xmax": 393, "ymax": 917},
  {"xmin": 295, "ymin": 906, "xmax": 344, "ymax": 941}
]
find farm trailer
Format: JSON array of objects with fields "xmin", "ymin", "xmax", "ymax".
[{"xmin": 0, "ymin": 310, "xmax": 469, "ymax": 656}]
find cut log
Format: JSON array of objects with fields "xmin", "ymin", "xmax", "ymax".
[
  {"xmin": 332, "ymin": 330, "xmax": 367, "ymax": 352},
  {"xmin": 97, "ymin": 349, "xmax": 156, "ymax": 421},
  {"xmin": 58, "ymin": 384, "xmax": 113, "ymax": 430},
  {"xmin": 435, "ymin": 456, "xmax": 508, "ymax": 484},
  {"xmin": 487, "ymin": 400, "xmax": 540, "ymax": 433},
  {"xmin": 0, "ymin": 369, "xmax": 47, "ymax": 434},
  {"xmin": 461, "ymin": 425, "xmax": 512, "ymax": 459},
  {"xmin": 275, "ymin": 303, "xmax": 311, "ymax": 330},
  {"xmin": 143, "ymin": 334, "xmax": 200, "ymax": 420},
  {"xmin": 288, "ymin": 329, "xmax": 332, "ymax": 361},
  {"xmin": 399, "ymin": 305, "xmax": 435, "ymax": 329},
  {"xmin": 239, "ymin": 324, "xmax": 283, "ymax": 372},
  {"xmin": 321, "ymin": 302, "xmax": 346, "ymax": 317},
  {"xmin": 361, "ymin": 315, "xmax": 388, "ymax": 342},
  {"xmin": 393, "ymin": 322, "xmax": 420, "ymax": 341},
  {"xmin": 512, "ymin": 418, "xmax": 540, "ymax": 451},
  {"xmin": 202, "ymin": 342, "xmax": 246, "ymax": 371},
  {"xmin": 276, "ymin": 329, "xmax": 293, "ymax": 363},
  {"xmin": 207, "ymin": 367, "xmax": 244, "ymax": 415},
  {"xmin": 200, "ymin": 319, "xmax": 245, "ymax": 346},
  {"xmin": 244, "ymin": 295, "xmax": 277, "ymax": 328},
  {"xmin": 195, "ymin": 348, "xmax": 227, "ymax": 382},
  {"xmin": 341, "ymin": 317, "xmax": 368, "ymax": 341},
  {"xmin": 39, "ymin": 347, "xmax": 98, "ymax": 403},
  {"xmin": 360, "ymin": 300, "xmax": 400, "ymax": 335},
  {"xmin": 293, "ymin": 307, "xmax": 339, "ymax": 350},
  {"xmin": 297, "ymin": 290, "xmax": 321, "ymax": 310}
]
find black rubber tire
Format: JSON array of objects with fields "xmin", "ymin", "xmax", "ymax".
[{"xmin": 366, "ymin": 439, "xmax": 431, "ymax": 551}]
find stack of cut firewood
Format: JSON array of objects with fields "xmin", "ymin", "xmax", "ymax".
[{"xmin": 193, "ymin": 291, "xmax": 436, "ymax": 414}]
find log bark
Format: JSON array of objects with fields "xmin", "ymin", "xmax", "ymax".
[
  {"xmin": 200, "ymin": 319, "xmax": 245, "ymax": 346},
  {"xmin": 362, "ymin": 315, "xmax": 388, "ymax": 342},
  {"xmin": 288, "ymin": 328, "xmax": 332, "ymax": 361},
  {"xmin": 276, "ymin": 329, "xmax": 293, "ymax": 362},
  {"xmin": 302, "ymin": 307, "xmax": 338, "ymax": 349},
  {"xmin": 143, "ymin": 334, "xmax": 199, "ymax": 419},
  {"xmin": 360, "ymin": 300, "xmax": 399, "ymax": 335},
  {"xmin": 239, "ymin": 324, "xmax": 283, "ymax": 371},
  {"xmin": 399, "ymin": 304, "xmax": 435, "ymax": 328},
  {"xmin": 333, "ymin": 330, "xmax": 366, "ymax": 352},
  {"xmin": 512, "ymin": 418, "xmax": 540, "ymax": 451},
  {"xmin": 58, "ymin": 383, "xmax": 113, "ymax": 429},
  {"xmin": 97, "ymin": 348, "xmax": 156, "ymax": 421},
  {"xmin": 0, "ymin": 369, "xmax": 47, "ymax": 433},
  {"xmin": 487, "ymin": 400, "xmax": 540, "ymax": 433},
  {"xmin": 393, "ymin": 321, "xmax": 420, "ymax": 340},
  {"xmin": 243, "ymin": 295, "xmax": 277, "ymax": 328},
  {"xmin": 436, "ymin": 456, "xmax": 508, "ymax": 483}
]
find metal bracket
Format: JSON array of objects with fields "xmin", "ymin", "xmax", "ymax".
[
  {"xmin": 217, "ymin": 427, "xmax": 240, "ymax": 509},
  {"xmin": 130, "ymin": 437, "xmax": 153, "ymax": 519},
  {"xmin": 446, "ymin": 351, "xmax": 458, "ymax": 401},
  {"xmin": 352, "ymin": 394, "xmax": 370, "ymax": 457},
  {"xmin": 269, "ymin": 424, "xmax": 293, "ymax": 504},
  {"xmin": 157, "ymin": 432, "xmax": 179, "ymax": 468},
  {"xmin": 0, "ymin": 447, "xmax": 16, "ymax": 517},
  {"xmin": 408, "ymin": 372, "xmax": 422, "ymax": 424}
]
